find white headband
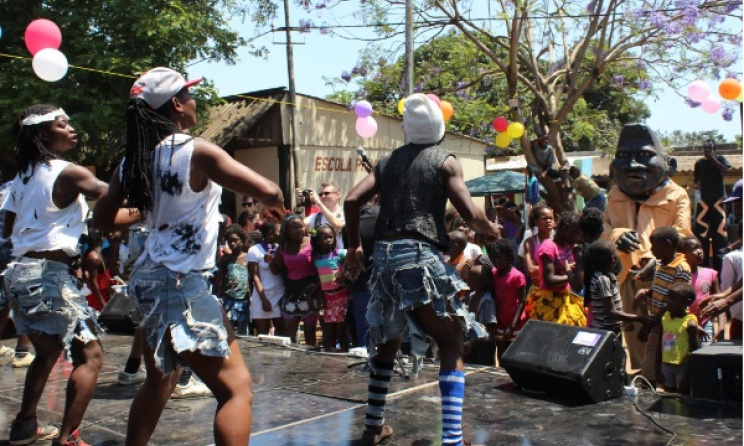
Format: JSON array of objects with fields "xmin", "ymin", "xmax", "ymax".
[{"xmin": 21, "ymin": 109, "xmax": 68, "ymax": 127}]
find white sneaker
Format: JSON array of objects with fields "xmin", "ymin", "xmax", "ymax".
[
  {"xmin": 11, "ymin": 352, "xmax": 35, "ymax": 368},
  {"xmin": 171, "ymin": 376, "xmax": 212, "ymax": 399},
  {"xmin": 0, "ymin": 345, "xmax": 14, "ymax": 357},
  {"xmin": 118, "ymin": 369, "xmax": 146, "ymax": 385}
]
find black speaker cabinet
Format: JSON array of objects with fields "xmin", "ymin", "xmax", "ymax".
[
  {"xmin": 98, "ymin": 289, "xmax": 136, "ymax": 333},
  {"xmin": 690, "ymin": 342, "xmax": 742, "ymax": 401},
  {"xmin": 501, "ymin": 320, "xmax": 625, "ymax": 403}
]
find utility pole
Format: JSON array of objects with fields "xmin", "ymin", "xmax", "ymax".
[
  {"xmin": 283, "ymin": 0, "xmax": 301, "ymax": 193},
  {"xmin": 404, "ymin": 0, "xmax": 414, "ymax": 96}
]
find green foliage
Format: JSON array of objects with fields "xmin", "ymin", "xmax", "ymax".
[
  {"xmin": 0, "ymin": 0, "xmax": 245, "ymax": 179},
  {"xmin": 658, "ymin": 129, "xmax": 731, "ymax": 149}
]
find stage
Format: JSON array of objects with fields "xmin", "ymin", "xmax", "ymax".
[{"xmin": 0, "ymin": 334, "xmax": 741, "ymax": 445}]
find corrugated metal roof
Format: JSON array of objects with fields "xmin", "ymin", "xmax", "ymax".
[
  {"xmin": 199, "ymin": 93, "xmax": 283, "ymax": 147},
  {"xmin": 673, "ymin": 154, "xmax": 743, "ymax": 174}
]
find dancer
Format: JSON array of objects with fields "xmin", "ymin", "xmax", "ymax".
[
  {"xmin": 92, "ymin": 67, "xmax": 284, "ymax": 446},
  {"xmin": 345, "ymin": 93, "xmax": 500, "ymax": 445},
  {"xmin": 4, "ymin": 104, "xmax": 107, "ymax": 446}
]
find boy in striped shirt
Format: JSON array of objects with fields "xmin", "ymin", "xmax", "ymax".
[{"xmin": 635, "ymin": 226, "xmax": 691, "ymax": 387}]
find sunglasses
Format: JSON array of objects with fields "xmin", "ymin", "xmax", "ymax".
[
  {"xmin": 319, "ymin": 192, "xmax": 335, "ymax": 197},
  {"xmin": 242, "ymin": 202, "xmax": 255, "ymax": 207}
]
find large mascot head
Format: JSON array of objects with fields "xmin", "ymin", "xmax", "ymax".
[{"xmin": 610, "ymin": 124, "xmax": 670, "ymax": 200}]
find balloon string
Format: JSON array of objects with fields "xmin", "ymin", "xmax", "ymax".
[{"xmin": 0, "ymin": 51, "xmax": 136, "ymax": 78}]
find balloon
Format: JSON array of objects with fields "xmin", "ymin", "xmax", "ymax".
[
  {"xmin": 506, "ymin": 122, "xmax": 525, "ymax": 138},
  {"xmin": 32, "ymin": 48, "xmax": 68, "ymax": 82},
  {"xmin": 356, "ymin": 116, "xmax": 378, "ymax": 138},
  {"xmin": 495, "ymin": 132, "xmax": 512, "ymax": 148},
  {"xmin": 354, "ymin": 100, "xmax": 373, "ymax": 118},
  {"xmin": 397, "ymin": 98, "xmax": 406, "ymax": 115},
  {"xmin": 25, "ymin": 19, "xmax": 62, "ymax": 56},
  {"xmin": 718, "ymin": 78, "xmax": 742, "ymax": 100},
  {"xmin": 701, "ymin": 95, "xmax": 721, "ymax": 114},
  {"xmin": 440, "ymin": 101, "xmax": 454, "ymax": 121},
  {"xmin": 492, "ymin": 116, "xmax": 508, "ymax": 132},
  {"xmin": 738, "ymin": 92, "xmax": 743, "ymax": 103},
  {"xmin": 425, "ymin": 93, "xmax": 441, "ymax": 106},
  {"xmin": 686, "ymin": 80, "xmax": 710, "ymax": 103}
]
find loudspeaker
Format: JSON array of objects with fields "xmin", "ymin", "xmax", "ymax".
[
  {"xmin": 689, "ymin": 342, "xmax": 742, "ymax": 401},
  {"xmin": 501, "ymin": 320, "xmax": 625, "ymax": 403},
  {"xmin": 98, "ymin": 288, "xmax": 136, "ymax": 333}
]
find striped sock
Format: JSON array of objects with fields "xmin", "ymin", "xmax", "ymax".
[
  {"xmin": 440, "ymin": 370, "xmax": 465, "ymax": 445},
  {"xmin": 365, "ymin": 359, "xmax": 394, "ymax": 430}
]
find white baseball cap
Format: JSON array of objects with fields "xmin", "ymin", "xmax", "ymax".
[{"xmin": 129, "ymin": 67, "xmax": 202, "ymax": 109}]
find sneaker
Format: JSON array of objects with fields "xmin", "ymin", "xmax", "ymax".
[
  {"xmin": 9, "ymin": 418, "xmax": 59, "ymax": 445},
  {"xmin": 117, "ymin": 369, "xmax": 146, "ymax": 385},
  {"xmin": 0, "ymin": 344, "xmax": 14, "ymax": 357},
  {"xmin": 11, "ymin": 352, "xmax": 35, "ymax": 368},
  {"xmin": 51, "ymin": 428, "xmax": 91, "ymax": 446},
  {"xmin": 171, "ymin": 375, "xmax": 212, "ymax": 399}
]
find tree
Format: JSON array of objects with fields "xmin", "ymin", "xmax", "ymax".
[
  {"xmin": 0, "ymin": 0, "xmax": 251, "ymax": 179},
  {"xmin": 249, "ymin": 0, "xmax": 741, "ymax": 211}
]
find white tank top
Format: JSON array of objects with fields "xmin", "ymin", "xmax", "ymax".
[
  {"xmin": 2, "ymin": 160, "xmax": 88, "ymax": 257},
  {"xmin": 140, "ymin": 134, "xmax": 222, "ymax": 273}
]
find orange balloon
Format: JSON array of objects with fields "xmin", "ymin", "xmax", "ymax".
[
  {"xmin": 719, "ymin": 78, "xmax": 742, "ymax": 100},
  {"xmin": 440, "ymin": 101, "xmax": 454, "ymax": 121}
]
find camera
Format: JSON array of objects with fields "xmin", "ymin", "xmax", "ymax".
[{"xmin": 302, "ymin": 189, "xmax": 311, "ymax": 197}]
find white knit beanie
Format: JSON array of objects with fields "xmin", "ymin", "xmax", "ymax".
[{"xmin": 403, "ymin": 93, "xmax": 445, "ymax": 145}]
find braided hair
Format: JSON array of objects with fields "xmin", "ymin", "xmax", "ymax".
[
  {"xmin": 121, "ymin": 90, "xmax": 189, "ymax": 216},
  {"xmin": 13, "ymin": 104, "xmax": 62, "ymax": 182}
]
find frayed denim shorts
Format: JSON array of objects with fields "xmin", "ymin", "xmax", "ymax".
[
  {"xmin": 366, "ymin": 240, "xmax": 484, "ymax": 356},
  {"xmin": 4, "ymin": 257, "xmax": 99, "ymax": 356},
  {"xmin": 129, "ymin": 260, "xmax": 230, "ymax": 374}
]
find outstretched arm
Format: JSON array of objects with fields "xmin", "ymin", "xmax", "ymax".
[{"xmin": 91, "ymin": 166, "xmax": 143, "ymax": 231}]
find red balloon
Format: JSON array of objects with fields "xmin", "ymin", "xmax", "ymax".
[
  {"xmin": 25, "ymin": 19, "xmax": 62, "ymax": 56},
  {"xmin": 492, "ymin": 116, "xmax": 509, "ymax": 132}
]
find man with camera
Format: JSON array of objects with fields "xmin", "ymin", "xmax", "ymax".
[{"xmin": 300, "ymin": 182, "xmax": 346, "ymax": 248}]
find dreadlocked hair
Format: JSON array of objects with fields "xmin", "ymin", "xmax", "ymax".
[
  {"xmin": 121, "ymin": 92, "xmax": 187, "ymax": 216},
  {"xmin": 13, "ymin": 104, "xmax": 62, "ymax": 181}
]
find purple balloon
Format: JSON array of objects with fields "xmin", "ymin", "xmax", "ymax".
[{"xmin": 354, "ymin": 100, "xmax": 373, "ymax": 118}]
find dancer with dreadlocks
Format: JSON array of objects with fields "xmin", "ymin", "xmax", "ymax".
[
  {"xmin": 3, "ymin": 105, "xmax": 108, "ymax": 446},
  {"xmin": 92, "ymin": 67, "xmax": 285, "ymax": 446}
]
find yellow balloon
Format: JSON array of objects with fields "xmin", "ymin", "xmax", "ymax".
[
  {"xmin": 739, "ymin": 92, "xmax": 743, "ymax": 103},
  {"xmin": 507, "ymin": 122, "xmax": 525, "ymax": 138},
  {"xmin": 398, "ymin": 98, "xmax": 406, "ymax": 115},
  {"xmin": 495, "ymin": 132, "xmax": 512, "ymax": 148}
]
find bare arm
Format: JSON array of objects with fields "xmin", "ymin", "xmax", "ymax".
[
  {"xmin": 442, "ymin": 157, "xmax": 500, "ymax": 237},
  {"xmin": 91, "ymin": 166, "xmax": 143, "ymax": 231},
  {"xmin": 308, "ymin": 190, "xmax": 345, "ymax": 232},
  {"xmin": 55, "ymin": 164, "xmax": 108, "ymax": 205},
  {"xmin": 522, "ymin": 238, "xmax": 540, "ymax": 281},
  {"xmin": 541, "ymin": 254, "xmax": 570, "ymax": 289},
  {"xmin": 192, "ymin": 139, "xmax": 285, "ymax": 219},
  {"xmin": 83, "ymin": 252, "xmax": 107, "ymax": 308}
]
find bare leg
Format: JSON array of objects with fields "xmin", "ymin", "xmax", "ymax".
[
  {"xmin": 282, "ymin": 317, "xmax": 300, "ymax": 343},
  {"xmin": 58, "ymin": 336, "xmax": 104, "ymax": 440},
  {"xmin": 125, "ymin": 332, "xmax": 181, "ymax": 446},
  {"xmin": 16, "ymin": 333, "xmax": 64, "ymax": 421},
  {"xmin": 179, "ymin": 316, "xmax": 253, "ymax": 446},
  {"xmin": 129, "ymin": 328, "xmax": 144, "ymax": 359},
  {"xmin": 303, "ymin": 315, "xmax": 317, "ymax": 347},
  {"xmin": 271, "ymin": 317, "xmax": 284, "ymax": 336},
  {"xmin": 254, "ymin": 319, "xmax": 271, "ymax": 336},
  {"xmin": 410, "ymin": 304, "xmax": 464, "ymax": 371}
]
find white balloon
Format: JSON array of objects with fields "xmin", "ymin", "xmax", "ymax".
[{"xmin": 32, "ymin": 48, "xmax": 68, "ymax": 82}]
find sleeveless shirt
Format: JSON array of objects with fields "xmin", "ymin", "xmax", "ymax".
[
  {"xmin": 3, "ymin": 160, "xmax": 88, "ymax": 257},
  {"xmin": 139, "ymin": 134, "xmax": 222, "ymax": 273},
  {"xmin": 374, "ymin": 144, "xmax": 452, "ymax": 250}
]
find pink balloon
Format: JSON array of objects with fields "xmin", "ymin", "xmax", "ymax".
[
  {"xmin": 425, "ymin": 94, "xmax": 441, "ymax": 107},
  {"xmin": 686, "ymin": 80, "xmax": 710, "ymax": 103},
  {"xmin": 492, "ymin": 116, "xmax": 509, "ymax": 132},
  {"xmin": 356, "ymin": 116, "xmax": 378, "ymax": 138},
  {"xmin": 25, "ymin": 19, "xmax": 62, "ymax": 55},
  {"xmin": 701, "ymin": 95, "xmax": 721, "ymax": 114}
]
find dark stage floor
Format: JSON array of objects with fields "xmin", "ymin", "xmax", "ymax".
[{"xmin": 0, "ymin": 334, "xmax": 741, "ymax": 446}]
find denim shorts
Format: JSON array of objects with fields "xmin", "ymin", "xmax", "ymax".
[
  {"xmin": 366, "ymin": 240, "xmax": 484, "ymax": 356},
  {"xmin": 4, "ymin": 257, "xmax": 99, "ymax": 356},
  {"xmin": 128, "ymin": 260, "xmax": 230, "ymax": 374},
  {"xmin": 0, "ymin": 242, "xmax": 14, "ymax": 309}
]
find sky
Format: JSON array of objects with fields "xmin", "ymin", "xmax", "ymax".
[{"xmin": 188, "ymin": 3, "xmax": 743, "ymax": 142}]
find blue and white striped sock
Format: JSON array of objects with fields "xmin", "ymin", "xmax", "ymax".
[
  {"xmin": 365, "ymin": 359, "xmax": 394, "ymax": 430},
  {"xmin": 439, "ymin": 370, "xmax": 465, "ymax": 445}
]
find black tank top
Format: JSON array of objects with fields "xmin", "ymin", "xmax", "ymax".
[{"xmin": 374, "ymin": 144, "xmax": 452, "ymax": 251}]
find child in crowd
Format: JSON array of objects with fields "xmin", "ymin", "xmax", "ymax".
[
  {"xmin": 462, "ymin": 265, "xmax": 497, "ymax": 366},
  {"xmin": 311, "ymin": 224, "xmax": 350, "ymax": 352},
  {"xmin": 215, "ymin": 224, "xmax": 251, "ymax": 335},
  {"xmin": 636, "ymin": 226, "xmax": 691, "ymax": 387},
  {"xmin": 83, "ymin": 229, "xmax": 115, "ymax": 312},
  {"xmin": 528, "ymin": 211, "xmax": 586, "ymax": 326},
  {"xmin": 247, "ymin": 222, "xmax": 285, "ymax": 336},
  {"xmin": 660, "ymin": 283, "xmax": 699, "ymax": 394},
  {"xmin": 447, "ymin": 230, "xmax": 476, "ymax": 278},
  {"xmin": 486, "ymin": 240, "xmax": 526, "ymax": 363},
  {"xmin": 586, "ymin": 240, "xmax": 652, "ymax": 336},
  {"xmin": 520, "ymin": 203, "xmax": 554, "ymax": 290},
  {"xmin": 576, "ymin": 207, "xmax": 604, "ymax": 325},
  {"xmin": 679, "ymin": 235, "xmax": 724, "ymax": 345}
]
